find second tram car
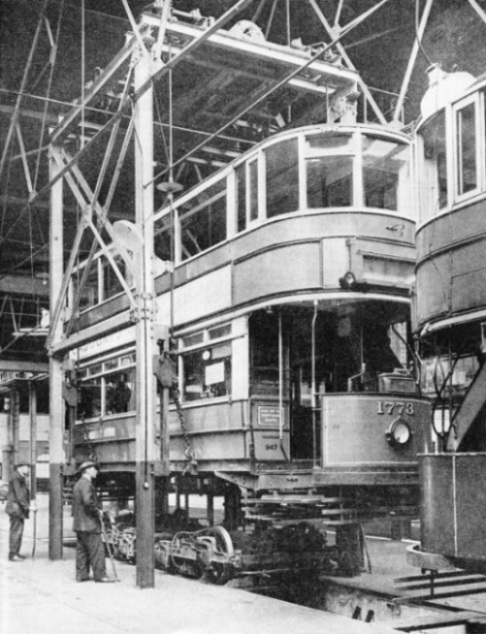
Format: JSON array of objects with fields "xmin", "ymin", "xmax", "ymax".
[
  {"xmin": 65, "ymin": 120, "xmax": 431, "ymax": 578},
  {"xmin": 410, "ymin": 66, "xmax": 486, "ymax": 575}
]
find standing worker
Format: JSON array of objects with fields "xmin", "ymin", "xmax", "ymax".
[
  {"xmin": 72, "ymin": 461, "xmax": 115, "ymax": 583},
  {"xmin": 6, "ymin": 462, "xmax": 34, "ymax": 561}
]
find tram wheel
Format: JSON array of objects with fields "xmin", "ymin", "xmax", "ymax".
[{"xmin": 203, "ymin": 526, "xmax": 235, "ymax": 585}]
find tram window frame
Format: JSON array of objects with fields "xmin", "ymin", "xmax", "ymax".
[
  {"xmin": 304, "ymin": 131, "xmax": 355, "ymax": 210},
  {"xmin": 362, "ymin": 136, "xmax": 409, "ymax": 212},
  {"xmin": 454, "ymin": 96, "xmax": 480, "ymax": 200},
  {"xmin": 265, "ymin": 137, "xmax": 299, "ymax": 218},
  {"xmin": 236, "ymin": 163, "xmax": 246, "ymax": 233},
  {"xmin": 247, "ymin": 156, "xmax": 260, "ymax": 225},
  {"xmin": 178, "ymin": 323, "xmax": 233, "ymax": 403},
  {"xmin": 76, "ymin": 351, "xmax": 136, "ymax": 421},
  {"xmin": 72, "ymin": 258, "xmax": 100, "ymax": 311},
  {"xmin": 179, "ymin": 180, "xmax": 227, "ymax": 262},
  {"xmin": 419, "ymin": 110, "xmax": 448, "ymax": 218}
]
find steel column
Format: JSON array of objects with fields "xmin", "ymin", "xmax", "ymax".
[
  {"xmin": 48, "ymin": 149, "xmax": 65, "ymax": 560},
  {"xmin": 134, "ymin": 51, "xmax": 157, "ymax": 589}
]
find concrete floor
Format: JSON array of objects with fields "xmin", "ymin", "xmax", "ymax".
[{"xmin": 0, "ymin": 494, "xmax": 398, "ymax": 634}]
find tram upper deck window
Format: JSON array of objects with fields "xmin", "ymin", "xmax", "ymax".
[
  {"xmin": 456, "ymin": 101, "xmax": 477, "ymax": 196},
  {"xmin": 180, "ymin": 181, "xmax": 226, "ymax": 261},
  {"xmin": 305, "ymin": 133, "xmax": 353, "ymax": 209},
  {"xmin": 362, "ymin": 137, "xmax": 408, "ymax": 211},
  {"xmin": 266, "ymin": 138, "xmax": 299, "ymax": 218},
  {"xmin": 154, "ymin": 213, "xmax": 173, "ymax": 263},
  {"xmin": 102, "ymin": 254, "xmax": 132, "ymax": 300},
  {"xmin": 236, "ymin": 164, "xmax": 246, "ymax": 232},
  {"xmin": 419, "ymin": 111, "xmax": 448, "ymax": 217},
  {"xmin": 74, "ymin": 261, "xmax": 99, "ymax": 311}
]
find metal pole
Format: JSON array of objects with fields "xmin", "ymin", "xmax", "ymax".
[
  {"xmin": 134, "ymin": 49, "xmax": 157, "ymax": 589},
  {"xmin": 48, "ymin": 148, "xmax": 65, "ymax": 560},
  {"xmin": 30, "ymin": 382, "xmax": 38, "ymax": 558},
  {"xmin": 11, "ymin": 389, "xmax": 19, "ymax": 466}
]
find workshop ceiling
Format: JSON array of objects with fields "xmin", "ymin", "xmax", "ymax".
[{"xmin": 0, "ymin": 0, "xmax": 485, "ymax": 362}]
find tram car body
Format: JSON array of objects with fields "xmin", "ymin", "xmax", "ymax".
[
  {"xmin": 411, "ymin": 67, "xmax": 486, "ymax": 574},
  {"xmin": 67, "ymin": 121, "xmax": 430, "ymax": 526}
]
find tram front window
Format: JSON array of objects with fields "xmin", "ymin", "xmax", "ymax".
[
  {"xmin": 307, "ymin": 155, "xmax": 353, "ymax": 208},
  {"xmin": 249, "ymin": 305, "xmax": 413, "ymax": 400}
]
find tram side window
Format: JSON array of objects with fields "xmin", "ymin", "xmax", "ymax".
[
  {"xmin": 74, "ymin": 261, "xmax": 99, "ymax": 311},
  {"xmin": 106, "ymin": 371, "xmax": 135, "ymax": 414},
  {"xmin": 102, "ymin": 254, "xmax": 130, "ymax": 300},
  {"xmin": 180, "ymin": 181, "xmax": 227, "ymax": 260},
  {"xmin": 456, "ymin": 102, "xmax": 477, "ymax": 195},
  {"xmin": 306, "ymin": 155, "xmax": 353, "ymax": 208},
  {"xmin": 154, "ymin": 213, "xmax": 173, "ymax": 262},
  {"xmin": 266, "ymin": 139, "xmax": 299, "ymax": 218},
  {"xmin": 78, "ymin": 377, "xmax": 102, "ymax": 418},
  {"xmin": 363, "ymin": 137, "xmax": 407, "ymax": 211},
  {"xmin": 182, "ymin": 343, "xmax": 231, "ymax": 401},
  {"xmin": 236, "ymin": 164, "xmax": 246, "ymax": 232},
  {"xmin": 420, "ymin": 111, "xmax": 448, "ymax": 215}
]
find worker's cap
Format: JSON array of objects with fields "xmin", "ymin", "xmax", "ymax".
[
  {"xmin": 77, "ymin": 460, "xmax": 98, "ymax": 473},
  {"xmin": 15, "ymin": 461, "xmax": 31, "ymax": 468}
]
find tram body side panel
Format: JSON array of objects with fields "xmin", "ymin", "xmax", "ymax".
[
  {"xmin": 420, "ymin": 453, "xmax": 486, "ymax": 566},
  {"xmin": 321, "ymin": 395, "xmax": 429, "ymax": 470},
  {"xmin": 416, "ymin": 201, "xmax": 486, "ymax": 327}
]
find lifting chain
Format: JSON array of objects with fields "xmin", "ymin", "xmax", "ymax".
[{"xmin": 172, "ymin": 390, "xmax": 198, "ymax": 475}]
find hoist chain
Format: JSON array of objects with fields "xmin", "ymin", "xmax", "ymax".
[{"xmin": 172, "ymin": 390, "xmax": 198, "ymax": 474}]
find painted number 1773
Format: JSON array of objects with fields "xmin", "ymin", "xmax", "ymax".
[{"xmin": 377, "ymin": 401, "xmax": 414, "ymax": 416}]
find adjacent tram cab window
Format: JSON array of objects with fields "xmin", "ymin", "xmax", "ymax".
[
  {"xmin": 419, "ymin": 111, "xmax": 448, "ymax": 215},
  {"xmin": 456, "ymin": 101, "xmax": 477, "ymax": 195}
]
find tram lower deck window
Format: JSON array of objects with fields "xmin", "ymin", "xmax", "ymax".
[{"xmin": 182, "ymin": 343, "xmax": 231, "ymax": 401}]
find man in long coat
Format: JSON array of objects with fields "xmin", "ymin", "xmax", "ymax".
[
  {"xmin": 72, "ymin": 461, "xmax": 114, "ymax": 582},
  {"xmin": 6, "ymin": 462, "xmax": 32, "ymax": 561}
]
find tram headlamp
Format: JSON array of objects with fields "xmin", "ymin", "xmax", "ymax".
[
  {"xmin": 339, "ymin": 271, "xmax": 357, "ymax": 289},
  {"xmin": 385, "ymin": 418, "xmax": 412, "ymax": 447}
]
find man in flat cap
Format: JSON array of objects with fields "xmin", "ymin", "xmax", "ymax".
[
  {"xmin": 6, "ymin": 462, "xmax": 34, "ymax": 561},
  {"xmin": 72, "ymin": 460, "xmax": 114, "ymax": 582}
]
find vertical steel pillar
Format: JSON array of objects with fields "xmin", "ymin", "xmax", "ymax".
[
  {"xmin": 11, "ymin": 389, "xmax": 19, "ymax": 466},
  {"xmin": 134, "ymin": 49, "xmax": 157, "ymax": 588},
  {"xmin": 49, "ymin": 149, "xmax": 65, "ymax": 560},
  {"xmin": 29, "ymin": 383, "xmax": 38, "ymax": 501}
]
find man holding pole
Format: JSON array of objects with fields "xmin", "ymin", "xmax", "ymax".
[{"xmin": 72, "ymin": 461, "xmax": 115, "ymax": 583}]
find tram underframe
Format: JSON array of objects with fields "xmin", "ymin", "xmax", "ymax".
[{"xmin": 89, "ymin": 471, "xmax": 417, "ymax": 583}]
